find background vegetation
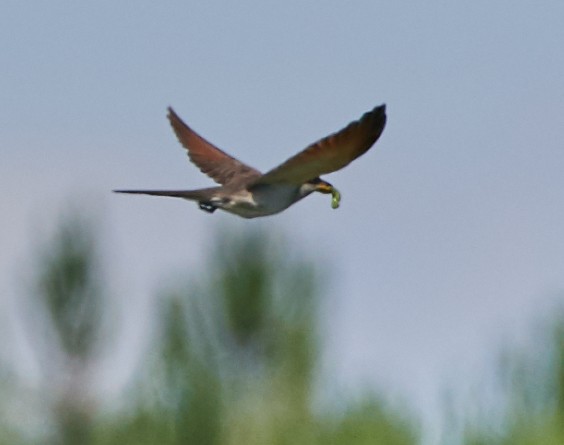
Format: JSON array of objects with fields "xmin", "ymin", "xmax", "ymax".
[{"xmin": 0, "ymin": 214, "xmax": 562, "ymax": 444}]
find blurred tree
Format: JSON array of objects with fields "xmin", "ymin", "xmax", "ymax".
[
  {"xmin": 463, "ymin": 305, "xmax": 564, "ymax": 445},
  {"xmin": 24, "ymin": 212, "xmax": 108, "ymax": 445},
  {"xmin": 116, "ymin": 227, "xmax": 418, "ymax": 445},
  {"xmin": 2, "ymin": 213, "xmax": 420, "ymax": 444},
  {"xmin": 36, "ymin": 218, "xmax": 103, "ymax": 360},
  {"xmin": 554, "ymin": 319, "xmax": 564, "ymax": 422},
  {"xmin": 318, "ymin": 398, "xmax": 419, "ymax": 445}
]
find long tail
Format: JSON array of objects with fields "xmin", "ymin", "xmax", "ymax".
[{"xmin": 113, "ymin": 187, "xmax": 219, "ymax": 201}]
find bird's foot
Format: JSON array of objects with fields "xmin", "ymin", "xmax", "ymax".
[{"xmin": 199, "ymin": 202, "xmax": 217, "ymax": 213}]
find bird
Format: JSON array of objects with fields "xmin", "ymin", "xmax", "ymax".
[{"xmin": 114, "ymin": 104, "xmax": 387, "ymax": 218}]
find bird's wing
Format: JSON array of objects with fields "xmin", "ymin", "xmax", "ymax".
[
  {"xmin": 252, "ymin": 104, "xmax": 386, "ymax": 186},
  {"xmin": 168, "ymin": 107, "xmax": 262, "ymax": 186}
]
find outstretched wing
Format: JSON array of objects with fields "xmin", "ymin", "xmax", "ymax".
[
  {"xmin": 167, "ymin": 107, "xmax": 262, "ymax": 186},
  {"xmin": 253, "ymin": 104, "xmax": 386, "ymax": 186}
]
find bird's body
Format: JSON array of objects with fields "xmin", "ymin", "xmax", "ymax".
[
  {"xmin": 120, "ymin": 180, "xmax": 318, "ymax": 218},
  {"xmin": 115, "ymin": 104, "xmax": 387, "ymax": 218},
  {"xmin": 215, "ymin": 184, "xmax": 302, "ymax": 218}
]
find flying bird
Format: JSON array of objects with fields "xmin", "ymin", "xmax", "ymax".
[{"xmin": 114, "ymin": 104, "xmax": 387, "ymax": 218}]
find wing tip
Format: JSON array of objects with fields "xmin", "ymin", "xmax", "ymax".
[
  {"xmin": 370, "ymin": 103, "xmax": 386, "ymax": 118},
  {"xmin": 167, "ymin": 106, "xmax": 179, "ymax": 121},
  {"xmin": 363, "ymin": 103, "xmax": 387, "ymax": 130},
  {"xmin": 167, "ymin": 106, "xmax": 191, "ymax": 139}
]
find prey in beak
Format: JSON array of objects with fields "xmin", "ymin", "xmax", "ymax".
[{"xmin": 312, "ymin": 178, "xmax": 341, "ymax": 209}]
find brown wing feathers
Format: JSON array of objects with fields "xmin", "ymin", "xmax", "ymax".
[
  {"xmin": 254, "ymin": 104, "xmax": 386, "ymax": 185},
  {"xmin": 167, "ymin": 107, "xmax": 261, "ymax": 186},
  {"xmin": 167, "ymin": 105, "xmax": 385, "ymax": 187}
]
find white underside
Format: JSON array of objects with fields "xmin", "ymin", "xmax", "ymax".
[{"xmin": 214, "ymin": 185, "xmax": 306, "ymax": 218}]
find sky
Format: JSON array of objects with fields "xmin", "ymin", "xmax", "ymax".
[{"xmin": 1, "ymin": 0, "xmax": 564, "ymax": 440}]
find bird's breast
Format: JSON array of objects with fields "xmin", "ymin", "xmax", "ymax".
[{"xmin": 219, "ymin": 184, "xmax": 303, "ymax": 218}]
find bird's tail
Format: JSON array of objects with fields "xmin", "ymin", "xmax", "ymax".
[{"xmin": 113, "ymin": 187, "xmax": 219, "ymax": 201}]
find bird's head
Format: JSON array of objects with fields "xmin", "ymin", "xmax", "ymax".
[
  {"xmin": 309, "ymin": 177, "xmax": 334, "ymax": 194},
  {"xmin": 303, "ymin": 177, "xmax": 341, "ymax": 209}
]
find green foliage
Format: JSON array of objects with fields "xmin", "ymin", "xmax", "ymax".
[
  {"xmin": 554, "ymin": 321, "xmax": 564, "ymax": 420},
  {"xmin": 34, "ymin": 214, "xmax": 104, "ymax": 361},
  {"xmin": 463, "ymin": 307, "xmax": 564, "ymax": 445},
  {"xmin": 0, "ymin": 212, "xmax": 110, "ymax": 444},
  {"xmin": 30, "ymin": 214, "xmax": 107, "ymax": 445},
  {"xmin": 318, "ymin": 399, "xmax": 418, "ymax": 445},
  {"xmin": 91, "ymin": 226, "xmax": 418, "ymax": 445},
  {"xmin": 6, "ymin": 211, "xmax": 564, "ymax": 444}
]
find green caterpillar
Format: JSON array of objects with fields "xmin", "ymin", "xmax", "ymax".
[{"xmin": 331, "ymin": 187, "xmax": 341, "ymax": 209}]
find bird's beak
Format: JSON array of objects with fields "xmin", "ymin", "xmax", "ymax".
[
  {"xmin": 315, "ymin": 180, "xmax": 334, "ymax": 194},
  {"xmin": 315, "ymin": 180, "xmax": 341, "ymax": 209}
]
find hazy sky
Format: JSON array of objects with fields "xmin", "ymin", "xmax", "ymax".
[{"xmin": 1, "ymin": 1, "xmax": 563, "ymax": 439}]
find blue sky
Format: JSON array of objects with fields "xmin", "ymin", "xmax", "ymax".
[{"xmin": 1, "ymin": 0, "xmax": 564, "ymax": 438}]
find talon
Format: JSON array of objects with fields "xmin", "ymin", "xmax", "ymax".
[{"xmin": 199, "ymin": 202, "xmax": 217, "ymax": 213}]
